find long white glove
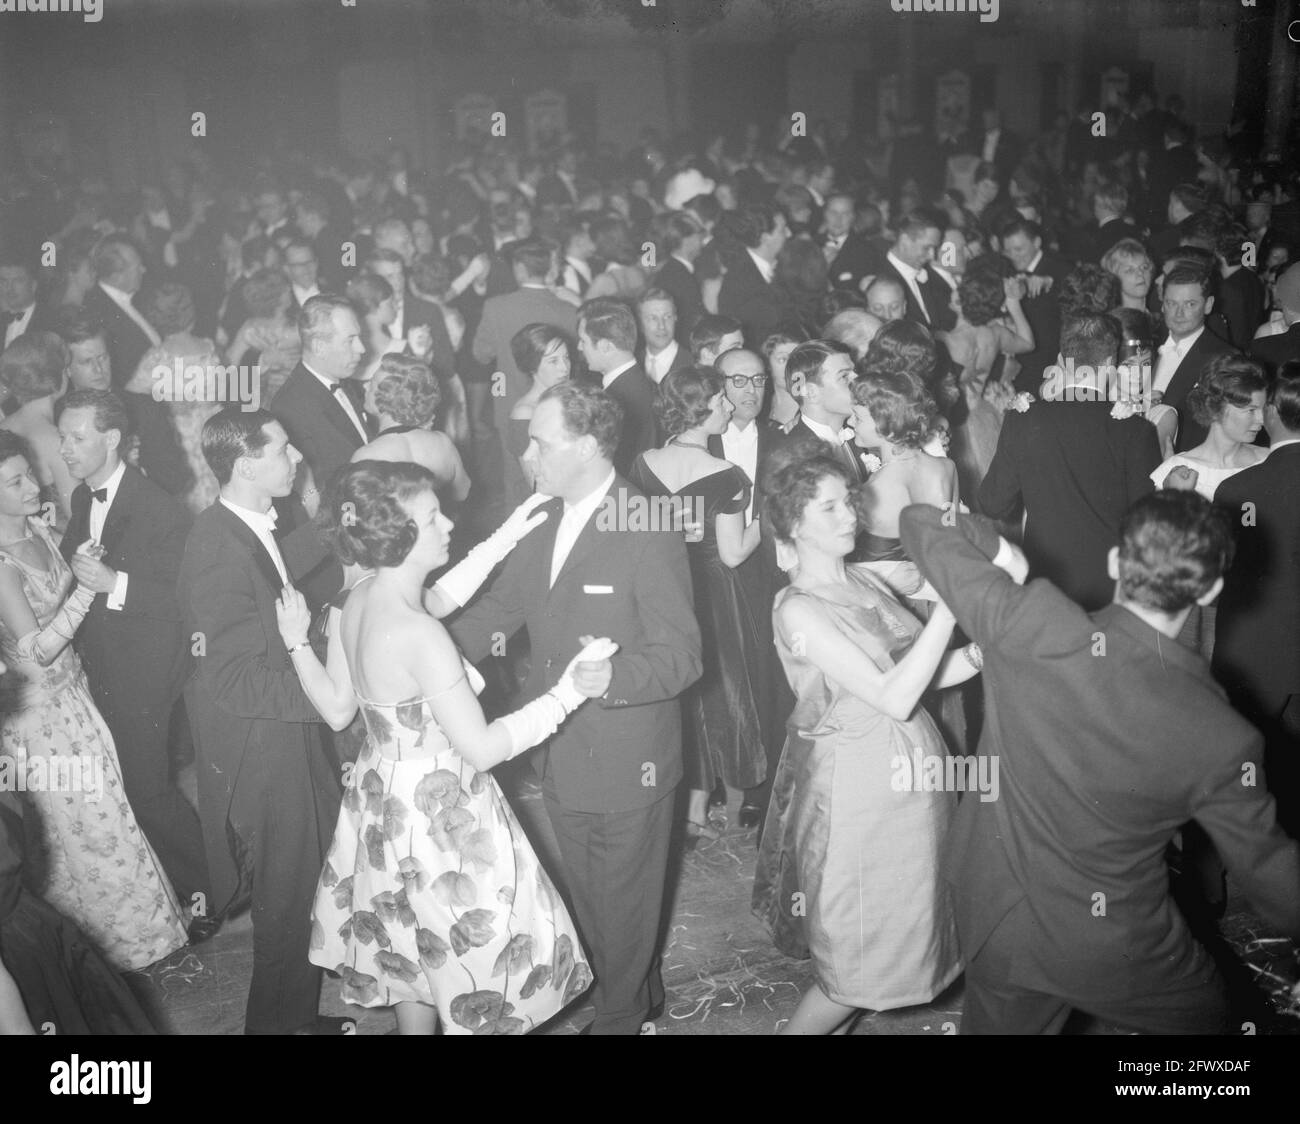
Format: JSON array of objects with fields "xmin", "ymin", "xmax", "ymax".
[
  {"xmin": 14, "ymin": 583, "xmax": 95, "ymax": 666},
  {"xmin": 498, "ymin": 637, "xmax": 619, "ymax": 759},
  {"xmin": 435, "ymin": 493, "xmax": 550, "ymax": 607}
]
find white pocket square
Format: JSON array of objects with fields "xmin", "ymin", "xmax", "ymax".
[{"xmin": 583, "ymin": 584, "xmax": 614, "ymax": 594}]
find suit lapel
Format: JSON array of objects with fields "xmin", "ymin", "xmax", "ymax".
[
  {"xmin": 313, "ymin": 374, "xmax": 368, "ymax": 445},
  {"xmin": 99, "ymin": 466, "xmax": 137, "ymax": 556},
  {"xmin": 215, "ymin": 503, "xmax": 285, "ymax": 594},
  {"xmin": 533, "ymin": 496, "xmax": 564, "ymax": 603},
  {"xmin": 64, "ymin": 485, "xmax": 91, "ymax": 559},
  {"xmin": 549, "ymin": 482, "xmax": 616, "ymax": 596}
]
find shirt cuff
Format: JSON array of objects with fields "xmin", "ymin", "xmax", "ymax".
[
  {"xmin": 107, "ymin": 570, "xmax": 128, "ymax": 611},
  {"xmin": 991, "ymin": 537, "xmax": 1017, "ymax": 572}
]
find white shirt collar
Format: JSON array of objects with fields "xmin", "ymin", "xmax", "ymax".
[
  {"xmin": 800, "ymin": 414, "xmax": 843, "ymax": 445},
  {"xmin": 723, "ymin": 419, "xmax": 759, "ymax": 447},
  {"xmin": 1026, "ymin": 250, "xmax": 1044, "ymax": 274},
  {"xmin": 220, "ymin": 495, "xmax": 278, "ymax": 532},
  {"xmin": 303, "ymin": 362, "xmax": 339, "ymax": 392},
  {"xmin": 293, "ymin": 283, "xmax": 320, "ymax": 305},
  {"xmin": 564, "ymin": 468, "xmax": 616, "ymax": 520},
  {"xmin": 1267, "ymin": 437, "xmax": 1300, "ymax": 452},
  {"xmin": 601, "ymin": 358, "xmax": 637, "ymax": 389},
  {"xmin": 746, "ymin": 246, "xmax": 775, "ymax": 284},
  {"xmin": 887, "ymin": 250, "xmax": 920, "ymax": 282},
  {"xmin": 645, "ymin": 339, "xmax": 678, "ymax": 382},
  {"xmin": 90, "ymin": 460, "xmax": 127, "ymax": 504},
  {"xmin": 671, "ymin": 253, "xmax": 695, "ymax": 274},
  {"xmin": 1162, "ymin": 325, "xmax": 1205, "ymax": 354},
  {"xmin": 99, "ymin": 281, "xmax": 137, "ymax": 306}
]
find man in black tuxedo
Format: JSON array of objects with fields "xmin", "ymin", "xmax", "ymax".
[
  {"xmin": 57, "ymin": 389, "xmax": 210, "ymax": 927},
  {"xmin": 821, "ymin": 192, "xmax": 884, "ymax": 294},
  {"xmin": 1249, "ymin": 263, "xmax": 1300, "ymax": 376},
  {"xmin": 636, "ymin": 289, "xmax": 691, "ymax": 386},
  {"xmin": 1083, "ymin": 180, "xmax": 1143, "ymax": 266},
  {"xmin": 448, "ymin": 383, "xmax": 701, "ymax": 1034},
  {"xmin": 1214, "ymin": 367, "xmax": 1300, "ymax": 835},
  {"xmin": 270, "ymin": 294, "xmax": 372, "ymax": 515},
  {"xmin": 979, "ymin": 313, "xmax": 1161, "ymax": 610},
  {"xmin": 364, "ymin": 248, "xmax": 458, "ymax": 391},
  {"xmin": 879, "ymin": 209, "xmax": 956, "ymax": 333},
  {"xmin": 1001, "ymin": 218, "xmax": 1069, "ymax": 393},
  {"xmin": 653, "ymin": 213, "xmax": 706, "ymax": 344},
  {"xmin": 283, "ymin": 238, "xmax": 322, "ymax": 313},
  {"xmin": 783, "ymin": 340, "xmax": 868, "ymax": 486},
  {"xmin": 81, "ymin": 235, "xmax": 190, "ymax": 496},
  {"xmin": 902, "ymin": 492, "xmax": 1300, "ymax": 1034},
  {"xmin": 1153, "ymin": 267, "xmax": 1239, "ymax": 452},
  {"xmin": 1, "ymin": 252, "xmax": 56, "ymax": 349},
  {"xmin": 577, "ymin": 298, "xmax": 657, "ymax": 475},
  {"xmin": 710, "ymin": 348, "xmax": 793, "ymax": 829},
  {"xmin": 178, "ymin": 407, "xmax": 342, "ymax": 1034},
  {"xmin": 717, "ymin": 203, "xmax": 798, "ymax": 348}
]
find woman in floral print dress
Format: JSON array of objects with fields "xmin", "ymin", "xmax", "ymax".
[{"xmin": 278, "ymin": 461, "xmax": 611, "ymax": 1034}]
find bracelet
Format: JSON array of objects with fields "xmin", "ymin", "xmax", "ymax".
[
  {"xmin": 963, "ymin": 642, "xmax": 984, "ymax": 671},
  {"xmin": 286, "ymin": 641, "xmax": 311, "ymax": 656}
]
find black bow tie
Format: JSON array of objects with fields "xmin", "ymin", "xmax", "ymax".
[{"xmin": 90, "ymin": 487, "xmax": 109, "ymax": 503}]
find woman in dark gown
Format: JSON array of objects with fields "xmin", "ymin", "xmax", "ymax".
[{"xmin": 630, "ymin": 367, "xmax": 763, "ymax": 843}]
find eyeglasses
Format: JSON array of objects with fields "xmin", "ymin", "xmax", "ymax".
[{"xmin": 726, "ymin": 374, "xmax": 768, "ymax": 389}]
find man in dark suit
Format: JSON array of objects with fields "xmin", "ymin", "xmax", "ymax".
[
  {"xmin": 1248, "ymin": 262, "xmax": 1300, "ymax": 376},
  {"xmin": 577, "ymin": 298, "xmax": 657, "ymax": 476},
  {"xmin": 710, "ymin": 348, "xmax": 794, "ymax": 828},
  {"xmin": 448, "ymin": 383, "xmax": 702, "ymax": 1034},
  {"xmin": 0, "ymin": 252, "xmax": 57, "ymax": 349},
  {"xmin": 821, "ymin": 192, "xmax": 884, "ymax": 294},
  {"xmin": 979, "ymin": 313, "xmax": 1161, "ymax": 610},
  {"xmin": 283, "ymin": 238, "xmax": 322, "ymax": 314},
  {"xmin": 901, "ymin": 492, "xmax": 1300, "ymax": 1034},
  {"xmin": 178, "ymin": 407, "xmax": 342, "ymax": 1034},
  {"xmin": 81, "ymin": 235, "xmax": 191, "ymax": 497},
  {"xmin": 57, "ymin": 389, "xmax": 210, "ymax": 930},
  {"xmin": 1001, "ymin": 218, "xmax": 1070, "ymax": 393},
  {"xmin": 1214, "ymin": 367, "xmax": 1300, "ymax": 836},
  {"xmin": 971, "ymin": 107, "xmax": 1022, "ymax": 191},
  {"xmin": 1082, "ymin": 179, "xmax": 1143, "ymax": 266},
  {"xmin": 270, "ymin": 294, "xmax": 372, "ymax": 515},
  {"xmin": 1216, "ymin": 228, "xmax": 1266, "ymax": 353},
  {"xmin": 294, "ymin": 191, "xmax": 347, "ymax": 290},
  {"xmin": 636, "ymin": 288, "xmax": 691, "ymax": 386},
  {"xmin": 717, "ymin": 203, "xmax": 798, "ymax": 348},
  {"xmin": 878, "ymin": 209, "xmax": 956, "ymax": 333},
  {"xmin": 653, "ymin": 212, "xmax": 706, "ymax": 344},
  {"xmin": 784, "ymin": 339, "xmax": 869, "ymax": 486},
  {"xmin": 1153, "ymin": 267, "xmax": 1239, "ymax": 451},
  {"xmin": 472, "ymin": 237, "xmax": 578, "ymax": 435},
  {"xmin": 1146, "ymin": 122, "xmax": 1202, "ymax": 230},
  {"xmin": 364, "ymin": 249, "xmax": 457, "ymax": 385},
  {"xmin": 1148, "ymin": 183, "xmax": 1208, "ymax": 264}
]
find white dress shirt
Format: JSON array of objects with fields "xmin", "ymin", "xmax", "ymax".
[
  {"xmin": 292, "ymin": 283, "xmax": 321, "ymax": 307},
  {"xmin": 220, "ymin": 497, "xmax": 288, "ymax": 585},
  {"xmin": 720, "ymin": 420, "xmax": 760, "ymax": 522},
  {"xmin": 562, "ymin": 257, "xmax": 592, "ymax": 294},
  {"xmin": 982, "ymin": 128, "xmax": 1001, "ymax": 163},
  {"xmin": 99, "ymin": 282, "xmax": 162, "ymax": 347},
  {"xmin": 671, "ymin": 254, "xmax": 695, "ymax": 275},
  {"xmin": 801, "ymin": 414, "xmax": 846, "ymax": 446},
  {"xmin": 746, "ymin": 247, "xmax": 775, "ymax": 284},
  {"xmin": 644, "ymin": 340, "xmax": 679, "ymax": 384},
  {"xmin": 601, "ymin": 358, "xmax": 636, "ymax": 391},
  {"xmin": 1154, "ymin": 326, "xmax": 1206, "ymax": 395},
  {"xmin": 886, "ymin": 251, "xmax": 929, "ymax": 322},
  {"xmin": 87, "ymin": 460, "xmax": 130, "ymax": 611},
  {"xmin": 4, "ymin": 303, "xmax": 35, "ymax": 349},
  {"xmin": 550, "ymin": 469, "xmax": 616, "ymax": 586},
  {"xmin": 304, "ymin": 363, "xmax": 368, "ymax": 441}
]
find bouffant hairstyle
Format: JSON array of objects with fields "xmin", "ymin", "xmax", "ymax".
[
  {"xmin": 142, "ymin": 282, "xmax": 197, "ymax": 337},
  {"xmin": 320, "ymin": 460, "xmax": 440, "ymax": 570},
  {"xmin": 1058, "ymin": 264, "xmax": 1122, "ymax": 318},
  {"xmin": 851, "ymin": 370, "xmax": 937, "ymax": 449},
  {"xmin": 1187, "ymin": 353, "xmax": 1268, "ymax": 428},
  {"xmin": 0, "ymin": 331, "xmax": 67, "ymax": 404},
  {"xmin": 0, "ymin": 430, "xmax": 35, "ymax": 474},
  {"xmin": 346, "ymin": 271, "xmax": 394, "ymax": 315},
  {"xmin": 761, "ymin": 439, "xmax": 853, "ymax": 543},
  {"xmin": 539, "ymin": 381, "xmax": 623, "ymax": 461},
  {"xmin": 760, "ymin": 330, "xmax": 807, "ymax": 362},
  {"xmin": 510, "ymin": 323, "xmax": 572, "ymax": 381},
  {"xmin": 1117, "ymin": 491, "xmax": 1234, "ymax": 613},
  {"xmin": 863, "ymin": 319, "xmax": 938, "ymax": 382},
  {"xmin": 957, "ymin": 268, "xmax": 1007, "ymax": 327},
  {"xmin": 655, "ymin": 366, "xmax": 725, "ymax": 439},
  {"xmin": 371, "ymin": 354, "xmax": 440, "ymax": 428},
  {"xmin": 242, "ymin": 268, "xmax": 292, "ymax": 320}
]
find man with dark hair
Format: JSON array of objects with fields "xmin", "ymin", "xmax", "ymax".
[
  {"xmin": 1214, "ymin": 223, "xmax": 1266, "ymax": 352},
  {"xmin": 784, "ymin": 339, "xmax": 867, "ymax": 485},
  {"xmin": 879, "ymin": 209, "xmax": 956, "ymax": 332},
  {"xmin": 1150, "ymin": 182, "xmax": 1208, "ymax": 261},
  {"xmin": 901, "ymin": 491, "xmax": 1300, "ymax": 1034},
  {"xmin": 636, "ymin": 288, "xmax": 689, "ymax": 385},
  {"xmin": 1154, "ymin": 266, "xmax": 1238, "ymax": 451},
  {"xmin": 577, "ymin": 297, "xmax": 656, "ymax": 475},
  {"xmin": 1250, "ymin": 262, "xmax": 1300, "ymax": 375},
  {"xmin": 178, "ymin": 407, "xmax": 342, "ymax": 1034},
  {"xmin": 0, "ymin": 251, "xmax": 55, "ymax": 349},
  {"xmin": 270, "ymin": 294, "xmax": 371, "ymax": 516},
  {"xmin": 653, "ymin": 212, "xmax": 706, "ymax": 342},
  {"xmin": 283, "ymin": 237, "xmax": 321, "ymax": 311},
  {"xmin": 56, "ymin": 389, "xmax": 212, "ymax": 937},
  {"xmin": 821, "ymin": 192, "xmax": 884, "ymax": 294},
  {"xmin": 364, "ymin": 248, "xmax": 457, "ymax": 388},
  {"xmin": 1001, "ymin": 217, "xmax": 1068, "ymax": 392},
  {"xmin": 1147, "ymin": 118, "xmax": 1203, "ymax": 231},
  {"xmin": 980, "ymin": 313, "xmax": 1161, "ymax": 610},
  {"xmin": 688, "ymin": 314, "xmax": 743, "ymax": 366},
  {"xmin": 55, "ymin": 311, "xmax": 113, "ymax": 392},
  {"xmin": 1214, "ymin": 364, "xmax": 1300, "ymax": 835},
  {"xmin": 294, "ymin": 191, "xmax": 343, "ymax": 288},
  {"xmin": 448, "ymin": 382, "xmax": 701, "ymax": 1034},
  {"xmin": 717, "ymin": 203, "xmax": 796, "ymax": 347},
  {"xmin": 1085, "ymin": 179, "xmax": 1141, "ymax": 265}
]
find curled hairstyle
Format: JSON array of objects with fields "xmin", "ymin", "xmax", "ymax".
[
  {"xmin": 1187, "ymin": 353, "xmax": 1268, "ymax": 428},
  {"xmin": 201, "ymin": 406, "xmax": 276, "ymax": 486},
  {"xmin": 510, "ymin": 323, "xmax": 572, "ymax": 381},
  {"xmin": 0, "ymin": 331, "xmax": 67, "ymax": 404},
  {"xmin": 320, "ymin": 460, "xmax": 441, "ymax": 570},
  {"xmin": 761, "ymin": 438, "xmax": 853, "ymax": 543},
  {"xmin": 1058, "ymin": 264, "xmax": 1122, "ymax": 318},
  {"xmin": 372, "ymin": 354, "xmax": 440, "ymax": 428},
  {"xmin": 863, "ymin": 319, "xmax": 938, "ymax": 382},
  {"xmin": 0, "ymin": 430, "xmax": 35, "ymax": 475},
  {"xmin": 538, "ymin": 381, "xmax": 623, "ymax": 461},
  {"xmin": 851, "ymin": 370, "xmax": 936, "ymax": 449},
  {"xmin": 1117, "ymin": 491, "xmax": 1234, "ymax": 613},
  {"xmin": 957, "ymin": 268, "xmax": 1008, "ymax": 327},
  {"xmin": 655, "ymin": 366, "xmax": 725, "ymax": 438}
]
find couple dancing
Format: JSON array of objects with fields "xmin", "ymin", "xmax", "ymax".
[{"xmin": 184, "ymin": 382, "xmax": 700, "ymax": 1035}]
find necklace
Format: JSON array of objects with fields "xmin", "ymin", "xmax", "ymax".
[
  {"xmin": 669, "ymin": 438, "xmax": 709, "ymax": 451},
  {"xmin": 0, "ymin": 527, "xmax": 33, "ymax": 548}
]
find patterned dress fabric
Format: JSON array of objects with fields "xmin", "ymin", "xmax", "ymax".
[
  {"xmin": 309, "ymin": 659, "xmax": 592, "ymax": 1033},
  {"xmin": 0, "ymin": 518, "xmax": 188, "ymax": 971}
]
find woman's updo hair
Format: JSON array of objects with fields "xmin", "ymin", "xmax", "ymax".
[
  {"xmin": 1187, "ymin": 353, "xmax": 1268, "ymax": 427},
  {"xmin": 0, "ymin": 430, "xmax": 35, "ymax": 474},
  {"xmin": 851, "ymin": 369, "xmax": 937, "ymax": 449},
  {"xmin": 319, "ymin": 459, "xmax": 440, "ymax": 570},
  {"xmin": 863, "ymin": 318, "xmax": 938, "ymax": 383},
  {"xmin": 761, "ymin": 438, "xmax": 853, "ymax": 543},
  {"xmin": 346, "ymin": 271, "xmax": 394, "ymax": 316},
  {"xmin": 510, "ymin": 322, "xmax": 572, "ymax": 381},
  {"xmin": 655, "ymin": 366, "xmax": 725, "ymax": 438},
  {"xmin": 956, "ymin": 267, "xmax": 1007, "ymax": 327},
  {"xmin": 371, "ymin": 354, "xmax": 441, "ymax": 428}
]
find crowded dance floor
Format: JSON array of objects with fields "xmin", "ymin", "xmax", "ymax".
[{"xmin": 0, "ymin": 0, "xmax": 1297, "ymax": 1059}]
